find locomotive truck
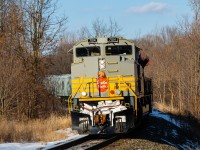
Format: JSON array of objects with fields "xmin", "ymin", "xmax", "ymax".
[{"xmin": 68, "ymin": 37, "xmax": 153, "ymax": 134}]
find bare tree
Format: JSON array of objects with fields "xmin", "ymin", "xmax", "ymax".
[
  {"xmin": 21, "ymin": 0, "xmax": 67, "ymax": 69},
  {"xmin": 78, "ymin": 26, "xmax": 92, "ymax": 39},
  {"xmin": 17, "ymin": 0, "xmax": 68, "ymax": 118},
  {"xmin": 77, "ymin": 17, "xmax": 122, "ymax": 38},
  {"xmin": 189, "ymin": 0, "xmax": 200, "ymax": 21},
  {"xmin": 48, "ymin": 35, "xmax": 74, "ymax": 74},
  {"xmin": 92, "ymin": 18, "xmax": 108, "ymax": 37},
  {"xmin": 108, "ymin": 17, "xmax": 122, "ymax": 37}
]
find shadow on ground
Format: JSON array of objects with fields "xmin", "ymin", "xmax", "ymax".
[{"xmin": 124, "ymin": 109, "xmax": 200, "ymax": 150}]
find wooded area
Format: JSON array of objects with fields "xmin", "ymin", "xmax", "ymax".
[
  {"xmin": 139, "ymin": 0, "xmax": 200, "ymax": 119},
  {"xmin": 0, "ymin": 0, "xmax": 68, "ymax": 120},
  {"xmin": 0, "ymin": 0, "xmax": 199, "ymax": 121}
]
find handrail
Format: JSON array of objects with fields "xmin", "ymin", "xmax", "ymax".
[
  {"xmin": 67, "ymin": 94, "xmax": 73, "ymax": 113},
  {"xmin": 119, "ymin": 76, "xmax": 138, "ymax": 116},
  {"xmin": 68, "ymin": 76, "xmax": 137, "ymax": 114},
  {"xmin": 68, "ymin": 80, "xmax": 84, "ymax": 113}
]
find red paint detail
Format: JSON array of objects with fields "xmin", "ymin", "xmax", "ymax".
[{"xmin": 110, "ymin": 90, "xmax": 115, "ymax": 95}]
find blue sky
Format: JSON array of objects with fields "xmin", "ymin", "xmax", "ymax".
[{"xmin": 57, "ymin": 0, "xmax": 193, "ymax": 39}]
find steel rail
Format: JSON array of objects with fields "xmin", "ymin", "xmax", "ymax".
[
  {"xmin": 45, "ymin": 134, "xmax": 120, "ymax": 150},
  {"xmin": 86, "ymin": 134, "xmax": 119, "ymax": 150}
]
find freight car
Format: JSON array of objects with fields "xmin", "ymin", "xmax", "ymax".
[
  {"xmin": 46, "ymin": 74, "xmax": 71, "ymax": 98},
  {"xmin": 68, "ymin": 37, "xmax": 153, "ymax": 134}
]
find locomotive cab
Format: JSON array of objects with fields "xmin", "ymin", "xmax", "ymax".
[{"xmin": 68, "ymin": 37, "xmax": 153, "ymax": 134}]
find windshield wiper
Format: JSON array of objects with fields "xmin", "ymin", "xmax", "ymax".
[{"xmin": 92, "ymin": 43, "xmax": 101, "ymax": 51}]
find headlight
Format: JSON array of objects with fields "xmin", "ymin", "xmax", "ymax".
[
  {"xmin": 115, "ymin": 90, "xmax": 121, "ymax": 95},
  {"xmin": 81, "ymin": 91, "xmax": 87, "ymax": 97},
  {"xmin": 99, "ymin": 59, "xmax": 106, "ymax": 70}
]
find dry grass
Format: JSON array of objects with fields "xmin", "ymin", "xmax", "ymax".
[
  {"xmin": 153, "ymin": 102, "xmax": 181, "ymax": 115},
  {"xmin": 0, "ymin": 115, "xmax": 74, "ymax": 143}
]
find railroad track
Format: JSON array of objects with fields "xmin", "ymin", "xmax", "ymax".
[{"xmin": 46, "ymin": 134, "xmax": 120, "ymax": 150}]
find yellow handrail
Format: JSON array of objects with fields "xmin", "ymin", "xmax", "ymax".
[
  {"xmin": 68, "ymin": 80, "xmax": 84, "ymax": 113},
  {"xmin": 68, "ymin": 76, "xmax": 137, "ymax": 115},
  {"xmin": 119, "ymin": 76, "xmax": 138, "ymax": 116}
]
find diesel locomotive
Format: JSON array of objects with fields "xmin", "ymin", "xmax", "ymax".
[{"xmin": 68, "ymin": 37, "xmax": 153, "ymax": 134}]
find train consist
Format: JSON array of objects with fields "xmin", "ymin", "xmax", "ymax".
[{"xmin": 68, "ymin": 37, "xmax": 153, "ymax": 134}]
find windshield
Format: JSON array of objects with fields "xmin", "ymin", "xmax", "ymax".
[
  {"xmin": 76, "ymin": 46, "xmax": 100, "ymax": 57},
  {"xmin": 105, "ymin": 45, "xmax": 132, "ymax": 55}
]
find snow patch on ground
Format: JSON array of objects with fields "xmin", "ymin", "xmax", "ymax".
[
  {"xmin": 171, "ymin": 129, "xmax": 178, "ymax": 138},
  {"xmin": 0, "ymin": 128, "xmax": 83, "ymax": 150},
  {"xmin": 150, "ymin": 109, "xmax": 185, "ymax": 128},
  {"xmin": 160, "ymin": 138, "xmax": 177, "ymax": 148},
  {"xmin": 151, "ymin": 109, "xmax": 200, "ymax": 149}
]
